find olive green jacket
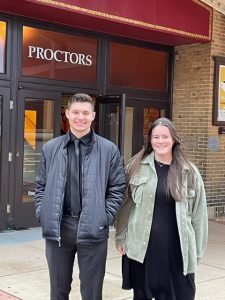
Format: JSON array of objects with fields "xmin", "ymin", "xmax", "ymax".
[{"xmin": 115, "ymin": 152, "xmax": 208, "ymax": 275}]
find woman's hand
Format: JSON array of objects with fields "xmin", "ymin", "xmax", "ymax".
[{"xmin": 116, "ymin": 245, "xmax": 126, "ymax": 255}]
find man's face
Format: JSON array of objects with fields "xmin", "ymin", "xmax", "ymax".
[{"xmin": 65, "ymin": 101, "xmax": 96, "ymax": 137}]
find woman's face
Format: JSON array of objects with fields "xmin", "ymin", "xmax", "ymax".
[{"xmin": 151, "ymin": 125, "xmax": 174, "ymax": 161}]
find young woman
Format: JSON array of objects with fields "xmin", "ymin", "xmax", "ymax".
[{"xmin": 115, "ymin": 117, "xmax": 208, "ymax": 300}]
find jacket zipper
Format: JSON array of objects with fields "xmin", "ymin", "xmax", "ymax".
[
  {"xmin": 77, "ymin": 158, "xmax": 84, "ymax": 244},
  {"xmin": 58, "ymin": 147, "xmax": 68, "ymax": 247}
]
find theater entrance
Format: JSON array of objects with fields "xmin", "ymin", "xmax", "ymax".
[{"xmin": 11, "ymin": 91, "xmax": 168, "ymax": 229}]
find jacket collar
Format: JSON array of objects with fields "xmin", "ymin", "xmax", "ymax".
[
  {"xmin": 141, "ymin": 151, "xmax": 155, "ymax": 166},
  {"xmin": 63, "ymin": 130, "xmax": 71, "ymax": 148},
  {"xmin": 62, "ymin": 128, "xmax": 96, "ymax": 148},
  {"xmin": 141, "ymin": 151, "xmax": 191, "ymax": 172}
]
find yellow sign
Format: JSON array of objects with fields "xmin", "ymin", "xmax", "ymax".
[{"xmin": 218, "ymin": 65, "xmax": 225, "ymax": 121}]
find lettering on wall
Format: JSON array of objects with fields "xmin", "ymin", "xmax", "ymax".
[
  {"xmin": 28, "ymin": 45, "xmax": 93, "ymax": 66},
  {"xmin": 22, "ymin": 26, "xmax": 97, "ymax": 81}
]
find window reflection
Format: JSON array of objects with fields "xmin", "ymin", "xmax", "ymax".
[
  {"xmin": 23, "ymin": 98, "xmax": 54, "ymax": 202},
  {"xmin": 143, "ymin": 108, "xmax": 166, "ymax": 145},
  {"xmin": 124, "ymin": 107, "xmax": 133, "ymax": 164},
  {"xmin": 0, "ymin": 96, "xmax": 2, "ymax": 181},
  {"xmin": 98, "ymin": 102, "xmax": 120, "ymax": 146},
  {"xmin": 0, "ymin": 21, "xmax": 6, "ymax": 74}
]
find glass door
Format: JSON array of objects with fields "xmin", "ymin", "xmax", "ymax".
[
  {"xmin": 96, "ymin": 95, "xmax": 169, "ymax": 165},
  {"xmin": 14, "ymin": 89, "xmax": 61, "ymax": 228},
  {"xmin": 0, "ymin": 88, "xmax": 10, "ymax": 231},
  {"xmin": 125, "ymin": 99, "xmax": 169, "ymax": 163},
  {"xmin": 96, "ymin": 94, "xmax": 126, "ymax": 157}
]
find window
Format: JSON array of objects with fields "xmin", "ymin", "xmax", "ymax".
[
  {"xmin": 22, "ymin": 98, "xmax": 54, "ymax": 202},
  {"xmin": 22, "ymin": 26, "xmax": 97, "ymax": 83},
  {"xmin": 0, "ymin": 21, "xmax": 7, "ymax": 74},
  {"xmin": 110, "ymin": 42, "xmax": 168, "ymax": 91},
  {"xmin": 0, "ymin": 95, "xmax": 2, "ymax": 189}
]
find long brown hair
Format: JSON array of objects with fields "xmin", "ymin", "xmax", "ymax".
[{"xmin": 127, "ymin": 117, "xmax": 191, "ymax": 201}]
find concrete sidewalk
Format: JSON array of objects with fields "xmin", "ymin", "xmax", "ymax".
[{"xmin": 0, "ymin": 221, "xmax": 225, "ymax": 300}]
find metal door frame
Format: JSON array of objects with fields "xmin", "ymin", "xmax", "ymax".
[{"xmin": 0, "ymin": 87, "xmax": 10, "ymax": 231}]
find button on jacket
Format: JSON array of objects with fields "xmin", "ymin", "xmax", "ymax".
[
  {"xmin": 35, "ymin": 130, "xmax": 126, "ymax": 244},
  {"xmin": 115, "ymin": 152, "xmax": 208, "ymax": 275}
]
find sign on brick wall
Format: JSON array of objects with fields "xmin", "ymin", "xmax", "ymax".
[{"xmin": 208, "ymin": 136, "xmax": 220, "ymax": 150}]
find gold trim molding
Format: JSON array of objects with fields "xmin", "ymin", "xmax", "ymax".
[{"xmin": 35, "ymin": 0, "xmax": 212, "ymax": 40}]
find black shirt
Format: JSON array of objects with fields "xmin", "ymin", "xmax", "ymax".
[{"xmin": 63, "ymin": 129, "xmax": 92, "ymax": 213}]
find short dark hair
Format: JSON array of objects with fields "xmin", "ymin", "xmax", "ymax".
[{"xmin": 68, "ymin": 93, "xmax": 94, "ymax": 110}]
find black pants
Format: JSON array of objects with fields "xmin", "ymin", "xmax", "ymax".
[{"xmin": 45, "ymin": 215, "xmax": 108, "ymax": 300}]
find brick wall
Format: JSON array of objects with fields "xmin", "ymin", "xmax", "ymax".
[{"xmin": 173, "ymin": 10, "xmax": 225, "ymax": 219}]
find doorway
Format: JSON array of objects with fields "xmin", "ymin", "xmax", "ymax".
[
  {"xmin": 96, "ymin": 95, "xmax": 169, "ymax": 164},
  {"xmin": 14, "ymin": 89, "xmax": 61, "ymax": 228},
  {"xmin": 0, "ymin": 87, "xmax": 10, "ymax": 230},
  {"xmin": 12, "ymin": 91, "xmax": 169, "ymax": 229}
]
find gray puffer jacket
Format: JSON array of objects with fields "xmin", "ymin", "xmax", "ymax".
[{"xmin": 35, "ymin": 130, "xmax": 126, "ymax": 244}]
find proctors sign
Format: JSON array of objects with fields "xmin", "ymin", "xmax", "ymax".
[{"xmin": 28, "ymin": 45, "xmax": 93, "ymax": 66}]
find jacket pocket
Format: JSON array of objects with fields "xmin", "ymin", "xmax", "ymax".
[
  {"xmin": 186, "ymin": 188, "xmax": 196, "ymax": 215},
  {"xmin": 129, "ymin": 176, "xmax": 148, "ymax": 204}
]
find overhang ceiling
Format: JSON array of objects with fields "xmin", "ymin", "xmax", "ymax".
[{"xmin": 0, "ymin": 0, "xmax": 212, "ymax": 46}]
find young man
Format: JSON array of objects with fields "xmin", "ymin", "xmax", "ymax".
[{"xmin": 35, "ymin": 93, "xmax": 126, "ymax": 300}]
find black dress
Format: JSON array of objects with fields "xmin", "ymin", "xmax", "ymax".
[{"xmin": 122, "ymin": 161, "xmax": 196, "ymax": 300}]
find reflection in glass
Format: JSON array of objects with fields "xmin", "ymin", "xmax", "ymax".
[
  {"xmin": 0, "ymin": 21, "xmax": 6, "ymax": 73},
  {"xmin": 0, "ymin": 96, "xmax": 2, "ymax": 189},
  {"xmin": 124, "ymin": 107, "xmax": 133, "ymax": 164},
  {"xmin": 99, "ymin": 103, "xmax": 120, "ymax": 146},
  {"xmin": 143, "ymin": 108, "xmax": 166, "ymax": 145},
  {"xmin": 22, "ymin": 98, "xmax": 54, "ymax": 202},
  {"xmin": 108, "ymin": 109, "xmax": 119, "ymax": 145}
]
